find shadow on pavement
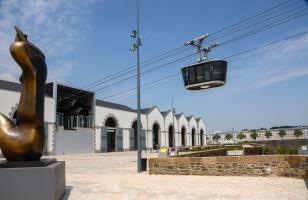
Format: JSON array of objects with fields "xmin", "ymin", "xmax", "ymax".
[{"xmin": 62, "ymin": 186, "xmax": 73, "ymax": 200}]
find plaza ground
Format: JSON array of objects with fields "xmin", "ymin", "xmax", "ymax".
[{"xmin": 43, "ymin": 152, "xmax": 308, "ymax": 200}]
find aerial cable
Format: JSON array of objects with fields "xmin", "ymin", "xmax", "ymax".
[
  {"xmin": 101, "ymin": 29, "xmax": 308, "ymax": 100},
  {"xmin": 208, "ymin": 0, "xmax": 299, "ymax": 37},
  {"xmin": 219, "ymin": 9, "xmax": 308, "ymax": 46},
  {"xmin": 94, "ymin": 53, "xmax": 197, "ymax": 93},
  {"xmin": 105, "ymin": 76, "xmax": 181, "ymax": 100},
  {"xmin": 62, "ymin": 0, "xmax": 308, "ymax": 100},
  {"xmin": 65, "ymin": 0, "xmax": 298, "ymax": 98},
  {"xmin": 101, "ymin": 73, "xmax": 180, "ymax": 100},
  {"xmin": 223, "ymin": 30, "xmax": 308, "ymax": 60},
  {"xmin": 208, "ymin": 2, "xmax": 306, "ymax": 43},
  {"xmin": 63, "ymin": 45, "xmax": 192, "ymax": 99}
]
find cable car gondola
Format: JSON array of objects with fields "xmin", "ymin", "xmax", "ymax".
[
  {"xmin": 181, "ymin": 59, "xmax": 227, "ymax": 90},
  {"xmin": 181, "ymin": 35, "xmax": 228, "ymax": 90}
]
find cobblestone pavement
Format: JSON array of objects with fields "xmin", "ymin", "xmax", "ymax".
[{"xmin": 44, "ymin": 152, "xmax": 308, "ymax": 200}]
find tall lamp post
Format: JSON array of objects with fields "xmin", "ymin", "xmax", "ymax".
[
  {"xmin": 172, "ymin": 97, "xmax": 175, "ymax": 147},
  {"xmin": 130, "ymin": 0, "xmax": 142, "ymax": 173}
]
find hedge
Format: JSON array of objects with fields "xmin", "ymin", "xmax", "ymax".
[
  {"xmin": 178, "ymin": 148, "xmax": 227, "ymax": 157},
  {"xmin": 244, "ymin": 146, "xmax": 262, "ymax": 155}
]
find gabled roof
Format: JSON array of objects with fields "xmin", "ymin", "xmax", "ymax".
[
  {"xmin": 196, "ymin": 117, "xmax": 202, "ymax": 122},
  {"xmin": 161, "ymin": 110, "xmax": 171, "ymax": 117},
  {"xmin": 139, "ymin": 106, "xmax": 162, "ymax": 115},
  {"xmin": 175, "ymin": 113, "xmax": 184, "ymax": 120},
  {"xmin": 139, "ymin": 107, "xmax": 152, "ymax": 114},
  {"xmin": 96, "ymin": 100, "xmax": 135, "ymax": 112},
  {"xmin": 186, "ymin": 115, "xmax": 193, "ymax": 121}
]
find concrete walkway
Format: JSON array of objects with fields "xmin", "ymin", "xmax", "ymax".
[{"xmin": 44, "ymin": 152, "xmax": 308, "ymax": 200}]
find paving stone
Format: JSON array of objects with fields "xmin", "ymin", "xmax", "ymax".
[{"xmin": 12, "ymin": 152, "xmax": 303, "ymax": 200}]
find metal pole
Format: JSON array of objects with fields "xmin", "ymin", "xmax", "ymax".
[
  {"xmin": 172, "ymin": 97, "xmax": 175, "ymax": 147},
  {"xmin": 136, "ymin": 0, "xmax": 142, "ymax": 173}
]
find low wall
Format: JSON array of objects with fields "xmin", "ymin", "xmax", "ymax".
[
  {"xmin": 244, "ymin": 139, "xmax": 308, "ymax": 149},
  {"xmin": 149, "ymin": 155, "xmax": 308, "ymax": 179},
  {"xmin": 55, "ymin": 130, "xmax": 94, "ymax": 155}
]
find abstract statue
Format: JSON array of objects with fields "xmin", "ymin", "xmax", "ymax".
[{"xmin": 0, "ymin": 27, "xmax": 47, "ymax": 161}]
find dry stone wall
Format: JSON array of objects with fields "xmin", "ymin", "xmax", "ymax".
[{"xmin": 149, "ymin": 155, "xmax": 308, "ymax": 179}]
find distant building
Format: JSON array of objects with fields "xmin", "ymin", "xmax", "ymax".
[
  {"xmin": 0, "ymin": 79, "xmax": 206, "ymax": 155},
  {"xmin": 208, "ymin": 126, "xmax": 308, "ymax": 144}
]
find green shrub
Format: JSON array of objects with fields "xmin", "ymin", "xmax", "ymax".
[
  {"xmin": 276, "ymin": 147, "xmax": 298, "ymax": 155},
  {"xmin": 179, "ymin": 148, "xmax": 227, "ymax": 157},
  {"xmin": 225, "ymin": 145, "xmax": 243, "ymax": 151},
  {"xmin": 183, "ymin": 145, "xmax": 222, "ymax": 152},
  {"xmin": 244, "ymin": 146, "xmax": 262, "ymax": 155},
  {"xmin": 289, "ymin": 149, "xmax": 298, "ymax": 155},
  {"xmin": 261, "ymin": 147, "xmax": 275, "ymax": 155},
  {"xmin": 261, "ymin": 147, "xmax": 298, "ymax": 155}
]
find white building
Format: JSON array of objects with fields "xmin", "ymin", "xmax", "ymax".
[
  {"xmin": 0, "ymin": 79, "xmax": 206, "ymax": 155},
  {"xmin": 208, "ymin": 127, "xmax": 308, "ymax": 144}
]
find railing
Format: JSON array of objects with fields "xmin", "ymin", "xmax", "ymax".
[
  {"xmin": 56, "ymin": 113, "xmax": 92, "ymax": 129},
  {"xmin": 56, "ymin": 113, "xmax": 64, "ymax": 126}
]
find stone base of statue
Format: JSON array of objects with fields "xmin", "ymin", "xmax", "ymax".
[{"xmin": 0, "ymin": 159, "xmax": 65, "ymax": 200}]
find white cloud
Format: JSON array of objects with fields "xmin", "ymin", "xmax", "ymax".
[
  {"xmin": 0, "ymin": 0, "xmax": 96, "ymax": 83},
  {"xmin": 256, "ymin": 67, "xmax": 308, "ymax": 87},
  {"xmin": 227, "ymin": 32, "xmax": 308, "ymax": 91}
]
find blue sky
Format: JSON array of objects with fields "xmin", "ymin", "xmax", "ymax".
[{"xmin": 0, "ymin": 0, "xmax": 308, "ymax": 132}]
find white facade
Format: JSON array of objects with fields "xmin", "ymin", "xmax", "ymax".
[
  {"xmin": 176, "ymin": 113, "xmax": 189, "ymax": 146},
  {"xmin": 143, "ymin": 107, "xmax": 165, "ymax": 149},
  {"xmin": 187, "ymin": 116, "xmax": 198, "ymax": 146},
  {"xmin": 0, "ymin": 79, "xmax": 207, "ymax": 155}
]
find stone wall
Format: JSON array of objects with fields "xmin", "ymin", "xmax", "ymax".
[{"xmin": 149, "ymin": 155, "xmax": 308, "ymax": 179}]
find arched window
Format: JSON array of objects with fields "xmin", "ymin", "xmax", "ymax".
[
  {"xmin": 152, "ymin": 123, "xmax": 160, "ymax": 150},
  {"xmin": 192, "ymin": 128, "xmax": 196, "ymax": 146},
  {"xmin": 200, "ymin": 129, "xmax": 204, "ymax": 146},
  {"xmin": 168, "ymin": 125, "xmax": 174, "ymax": 147},
  {"xmin": 181, "ymin": 126, "xmax": 186, "ymax": 146}
]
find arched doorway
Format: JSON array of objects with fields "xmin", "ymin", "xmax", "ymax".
[
  {"xmin": 192, "ymin": 128, "xmax": 196, "ymax": 146},
  {"xmin": 168, "ymin": 125, "xmax": 174, "ymax": 147},
  {"xmin": 105, "ymin": 117, "xmax": 117, "ymax": 152},
  {"xmin": 200, "ymin": 129, "xmax": 204, "ymax": 146},
  {"xmin": 132, "ymin": 121, "xmax": 138, "ymax": 150},
  {"xmin": 181, "ymin": 126, "xmax": 186, "ymax": 146},
  {"xmin": 152, "ymin": 123, "xmax": 160, "ymax": 150}
]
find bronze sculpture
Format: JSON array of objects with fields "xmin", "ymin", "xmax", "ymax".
[{"xmin": 0, "ymin": 27, "xmax": 47, "ymax": 161}]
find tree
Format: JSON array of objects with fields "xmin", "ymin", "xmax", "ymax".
[
  {"xmin": 278, "ymin": 130, "xmax": 287, "ymax": 140},
  {"xmin": 237, "ymin": 132, "xmax": 246, "ymax": 142},
  {"xmin": 250, "ymin": 131, "xmax": 258, "ymax": 141},
  {"xmin": 212, "ymin": 134, "xmax": 221, "ymax": 143},
  {"xmin": 206, "ymin": 135, "xmax": 210, "ymax": 141},
  {"xmin": 225, "ymin": 133, "xmax": 233, "ymax": 141},
  {"xmin": 265, "ymin": 131, "xmax": 272, "ymax": 139},
  {"xmin": 293, "ymin": 129, "xmax": 303, "ymax": 139}
]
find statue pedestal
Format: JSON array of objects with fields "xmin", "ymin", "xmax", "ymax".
[{"xmin": 0, "ymin": 160, "xmax": 65, "ymax": 200}]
